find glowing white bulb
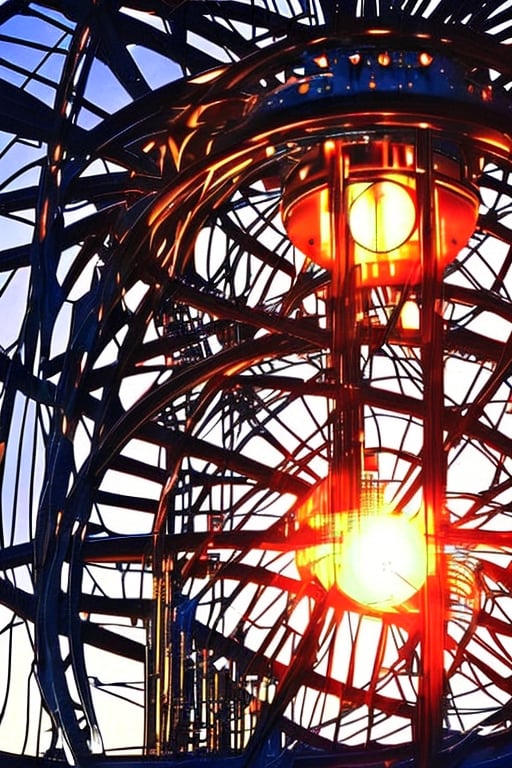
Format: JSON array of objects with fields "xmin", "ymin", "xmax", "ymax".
[
  {"xmin": 348, "ymin": 180, "xmax": 416, "ymax": 253},
  {"xmin": 339, "ymin": 513, "xmax": 427, "ymax": 611}
]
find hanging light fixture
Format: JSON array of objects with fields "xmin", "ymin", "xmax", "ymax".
[
  {"xmin": 285, "ymin": 131, "xmax": 480, "ymax": 611},
  {"xmin": 281, "ymin": 136, "xmax": 480, "ymax": 286}
]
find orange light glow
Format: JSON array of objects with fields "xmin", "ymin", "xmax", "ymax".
[
  {"xmin": 418, "ymin": 51, "xmax": 433, "ymax": 67},
  {"xmin": 296, "ymin": 479, "xmax": 427, "ymax": 611},
  {"xmin": 313, "ymin": 54, "xmax": 329, "ymax": 69},
  {"xmin": 281, "ymin": 139, "xmax": 480, "ymax": 286},
  {"xmin": 348, "ymin": 180, "xmax": 416, "ymax": 252},
  {"xmin": 377, "ymin": 51, "xmax": 392, "ymax": 67},
  {"xmin": 400, "ymin": 298, "xmax": 420, "ymax": 329},
  {"xmin": 189, "ymin": 66, "xmax": 227, "ymax": 85}
]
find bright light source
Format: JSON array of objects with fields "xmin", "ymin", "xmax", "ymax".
[
  {"xmin": 313, "ymin": 54, "xmax": 329, "ymax": 69},
  {"xmin": 281, "ymin": 137, "xmax": 479, "ymax": 286},
  {"xmin": 338, "ymin": 512, "xmax": 426, "ymax": 610},
  {"xmin": 348, "ymin": 180, "xmax": 416, "ymax": 252},
  {"xmin": 400, "ymin": 298, "xmax": 421, "ymax": 329},
  {"xmin": 377, "ymin": 51, "xmax": 392, "ymax": 67},
  {"xmin": 296, "ymin": 480, "xmax": 427, "ymax": 612},
  {"xmin": 418, "ymin": 51, "xmax": 433, "ymax": 67}
]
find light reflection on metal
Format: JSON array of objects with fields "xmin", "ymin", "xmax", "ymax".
[
  {"xmin": 281, "ymin": 137, "xmax": 480, "ymax": 285},
  {"xmin": 1, "ymin": 3, "xmax": 512, "ymax": 768}
]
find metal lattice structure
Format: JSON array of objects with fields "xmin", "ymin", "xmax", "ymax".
[{"xmin": 1, "ymin": 1, "xmax": 512, "ymax": 767}]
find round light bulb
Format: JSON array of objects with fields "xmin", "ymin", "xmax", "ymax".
[
  {"xmin": 349, "ymin": 180, "xmax": 416, "ymax": 253},
  {"xmin": 296, "ymin": 481, "xmax": 427, "ymax": 612},
  {"xmin": 338, "ymin": 513, "xmax": 427, "ymax": 611}
]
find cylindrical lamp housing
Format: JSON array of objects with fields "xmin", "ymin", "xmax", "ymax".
[{"xmin": 281, "ymin": 137, "xmax": 479, "ymax": 286}]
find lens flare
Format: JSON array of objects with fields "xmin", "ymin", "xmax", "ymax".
[{"xmin": 296, "ymin": 481, "xmax": 427, "ymax": 612}]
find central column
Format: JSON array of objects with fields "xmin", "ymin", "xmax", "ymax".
[
  {"xmin": 415, "ymin": 128, "xmax": 447, "ymax": 767},
  {"xmin": 326, "ymin": 140, "xmax": 363, "ymax": 589}
]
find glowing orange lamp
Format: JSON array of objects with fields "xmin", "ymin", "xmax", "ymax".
[
  {"xmin": 296, "ymin": 478, "xmax": 427, "ymax": 611},
  {"xmin": 286, "ymin": 135, "xmax": 479, "ymax": 612},
  {"xmin": 281, "ymin": 138, "xmax": 479, "ymax": 286}
]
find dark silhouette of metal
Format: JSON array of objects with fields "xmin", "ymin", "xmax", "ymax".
[{"xmin": 1, "ymin": 1, "xmax": 512, "ymax": 767}]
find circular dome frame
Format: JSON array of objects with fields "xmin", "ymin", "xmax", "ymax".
[{"xmin": 1, "ymin": 3, "xmax": 512, "ymax": 768}]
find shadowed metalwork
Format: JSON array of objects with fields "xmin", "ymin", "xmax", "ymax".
[{"xmin": 1, "ymin": 2, "xmax": 512, "ymax": 767}]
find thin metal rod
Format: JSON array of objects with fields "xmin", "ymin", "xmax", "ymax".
[
  {"xmin": 415, "ymin": 128, "xmax": 447, "ymax": 767},
  {"xmin": 328, "ymin": 141, "xmax": 363, "ymax": 518}
]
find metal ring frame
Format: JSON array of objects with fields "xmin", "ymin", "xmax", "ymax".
[{"xmin": 1, "ymin": 2, "xmax": 512, "ymax": 767}]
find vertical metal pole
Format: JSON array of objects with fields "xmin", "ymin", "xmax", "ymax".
[
  {"xmin": 144, "ymin": 619, "xmax": 155, "ymax": 755},
  {"xmin": 145, "ymin": 535, "xmax": 163, "ymax": 756},
  {"xmin": 327, "ymin": 141, "xmax": 362, "ymax": 531},
  {"xmin": 416, "ymin": 128, "xmax": 447, "ymax": 767}
]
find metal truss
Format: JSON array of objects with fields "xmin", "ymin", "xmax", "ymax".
[{"xmin": 1, "ymin": 1, "xmax": 512, "ymax": 767}]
